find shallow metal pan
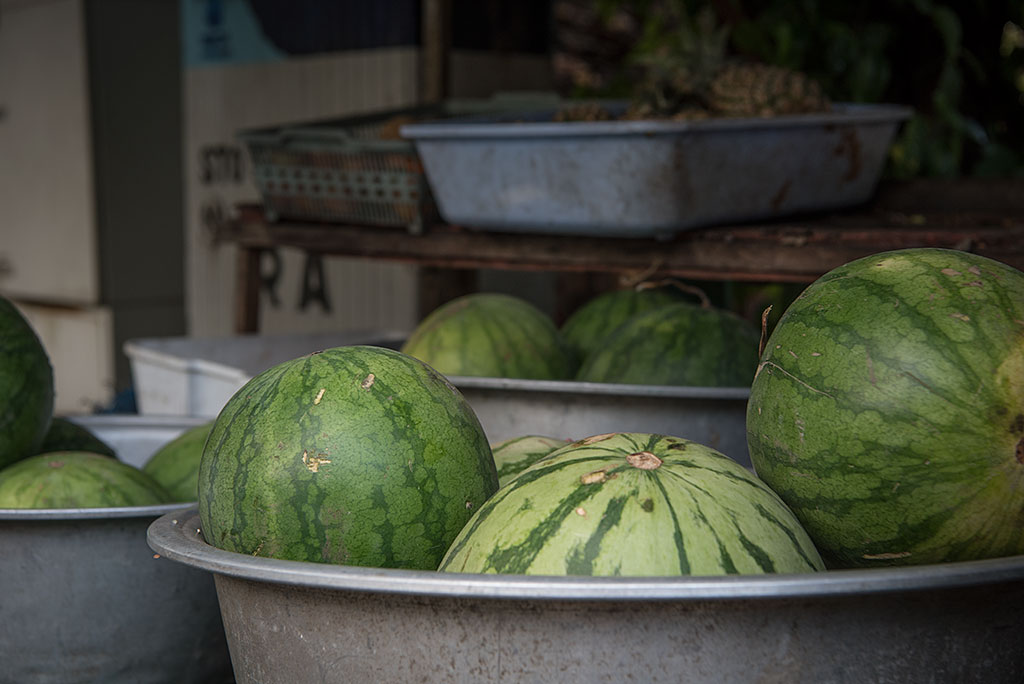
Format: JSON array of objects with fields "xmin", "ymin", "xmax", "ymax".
[{"xmin": 402, "ymin": 103, "xmax": 913, "ymax": 238}]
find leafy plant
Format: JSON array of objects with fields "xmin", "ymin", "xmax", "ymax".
[{"xmin": 557, "ymin": 0, "xmax": 1024, "ymax": 177}]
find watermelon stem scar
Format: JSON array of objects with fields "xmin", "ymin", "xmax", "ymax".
[{"xmin": 627, "ymin": 451, "xmax": 662, "ymax": 470}]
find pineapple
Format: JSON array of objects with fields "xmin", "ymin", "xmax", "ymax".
[
  {"xmin": 553, "ymin": 102, "xmax": 616, "ymax": 122},
  {"xmin": 627, "ymin": 4, "xmax": 830, "ymax": 120},
  {"xmin": 707, "ymin": 62, "xmax": 830, "ymax": 118}
]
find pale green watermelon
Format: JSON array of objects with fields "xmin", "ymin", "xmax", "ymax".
[{"xmin": 441, "ymin": 432, "xmax": 823, "ymax": 576}]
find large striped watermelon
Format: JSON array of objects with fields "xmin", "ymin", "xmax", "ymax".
[
  {"xmin": 143, "ymin": 422, "xmax": 213, "ymax": 502},
  {"xmin": 491, "ymin": 434, "xmax": 570, "ymax": 487},
  {"xmin": 575, "ymin": 302, "xmax": 760, "ymax": 386},
  {"xmin": 400, "ymin": 293, "xmax": 577, "ymax": 380},
  {"xmin": 747, "ymin": 248, "xmax": 1024, "ymax": 568},
  {"xmin": 0, "ymin": 451, "xmax": 170, "ymax": 508},
  {"xmin": 560, "ymin": 285, "xmax": 684, "ymax": 362},
  {"xmin": 440, "ymin": 432, "xmax": 823, "ymax": 576},
  {"xmin": 0, "ymin": 296, "xmax": 54, "ymax": 469},
  {"xmin": 198, "ymin": 345, "xmax": 498, "ymax": 569}
]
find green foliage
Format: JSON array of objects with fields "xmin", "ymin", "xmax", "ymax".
[{"xmin": 580, "ymin": 0, "xmax": 1024, "ymax": 177}]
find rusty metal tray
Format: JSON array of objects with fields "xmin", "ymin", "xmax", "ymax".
[{"xmin": 401, "ymin": 103, "xmax": 913, "ymax": 238}]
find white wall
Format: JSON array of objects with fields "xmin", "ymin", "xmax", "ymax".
[{"xmin": 184, "ymin": 47, "xmax": 422, "ymax": 339}]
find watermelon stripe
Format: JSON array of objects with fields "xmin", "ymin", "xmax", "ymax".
[
  {"xmin": 483, "ymin": 470, "xmax": 614, "ymax": 573},
  {"xmin": 565, "ymin": 494, "xmax": 629, "ymax": 575},
  {"xmin": 649, "ymin": 474, "xmax": 692, "ymax": 574}
]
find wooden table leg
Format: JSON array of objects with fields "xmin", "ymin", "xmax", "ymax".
[
  {"xmin": 417, "ymin": 266, "xmax": 477, "ymax": 319},
  {"xmin": 235, "ymin": 246, "xmax": 262, "ymax": 334}
]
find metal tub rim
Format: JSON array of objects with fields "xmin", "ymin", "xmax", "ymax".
[
  {"xmin": 0, "ymin": 501, "xmax": 194, "ymax": 521},
  {"xmin": 149, "ymin": 507, "xmax": 1024, "ymax": 603},
  {"xmin": 447, "ymin": 375, "xmax": 751, "ymax": 400},
  {"xmin": 400, "ymin": 103, "xmax": 915, "ymax": 140}
]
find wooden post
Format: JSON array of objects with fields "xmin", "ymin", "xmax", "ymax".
[
  {"xmin": 420, "ymin": 0, "xmax": 452, "ymax": 103},
  {"xmin": 235, "ymin": 246, "xmax": 262, "ymax": 334}
]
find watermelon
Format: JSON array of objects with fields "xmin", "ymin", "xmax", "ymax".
[
  {"xmin": 440, "ymin": 432, "xmax": 823, "ymax": 576},
  {"xmin": 575, "ymin": 302, "xmax": 761, "ymax": 386},
  {"xmin": 0, "ymin": 296, "xmax": 54, "ymax": 469},
  {"xmin": 0, "ymin": 451, "xmax": 170, "ymax": 508},
  {"xmin": 560, "ymin": 285, "xmax": 684, "ymax": 362},
  {"xmin": 400, "ymin": 293, "xmax": 577, "ymax": 380},
  {"xmin": 38, "ymin": 417, "xmax": 116, "ymax": 458},
  {"xmin": 746, "ymin": 248, "xmax": 1024, "ymax": 568},
  {"xmin": 142, "ymin": 422, "xmax": 214, "ymax": 502},
  {"xmin": 198, "ymin": 345, "xmax": 498, "ymax": 569},
  {"xmin": 491, "ymin": 434, "xmax": 571, "ymax": 487}
]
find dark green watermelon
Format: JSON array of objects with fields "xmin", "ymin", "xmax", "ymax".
[
  {"xmin": 401, "ymin": 293, "xmax": 577, "ymax": 380},
  {"xmin": 575, "ymin": 302, "xmax": 761, "ymax": 386},
  {"xmin": 38, "ymin": 418, "xmax": 116, "ymax": 458},
  {"xmin": 0, "ymin": 451, "xmax": 170, "ymax": 508},
  {"xmin": 747, "ymin": 248, "xmax": 1024, "ymax": 567},
  {"xmin": 198, "ymin": 345, "xmax": 498, "ymax": 570},
  {"xmin": 0, "ymin": 297, "xmax": 54, "ymax": 469},
  {"xmin": 441, "ymin": 432, "xmax": 823, "ymax": 576},
  {"xmin": 142, "ymin": 422, "xmax": 213, "ymax": 502},
  {"xmin": 560, "ymin": 286, "xmax": 684, "ymax": 363}
]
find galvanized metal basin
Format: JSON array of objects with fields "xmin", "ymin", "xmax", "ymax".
[
  {"xmin": 150, "ymin": 508, "xmax": 1024, "ymax": 684},
  {"xmin": 1, "ymin": 415, "xmax": 232, "ymax": 684},
  {"xmin": 451, "ymin": 377, "xmax": 750, "ymax": 467},
  {"xmin": 1, "ymin": 504, "xmax": 233, "ymax": 684}
]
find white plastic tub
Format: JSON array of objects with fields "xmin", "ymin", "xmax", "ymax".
[
  {"xmin": 124, "ymin": 330, "xmax": 405, "ymax": 418},
  {"xmin": 125, "ymin": 332, "xmax": 752, "ymax": 465}
]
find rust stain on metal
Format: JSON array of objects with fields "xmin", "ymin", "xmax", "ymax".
[
  {"xmin": 833, "ymin": 128, "xmax": 863, "ymax": 181},
  {"xmin": 770, "ymin": 181, "xmax": 792, "ymax": 211}
]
